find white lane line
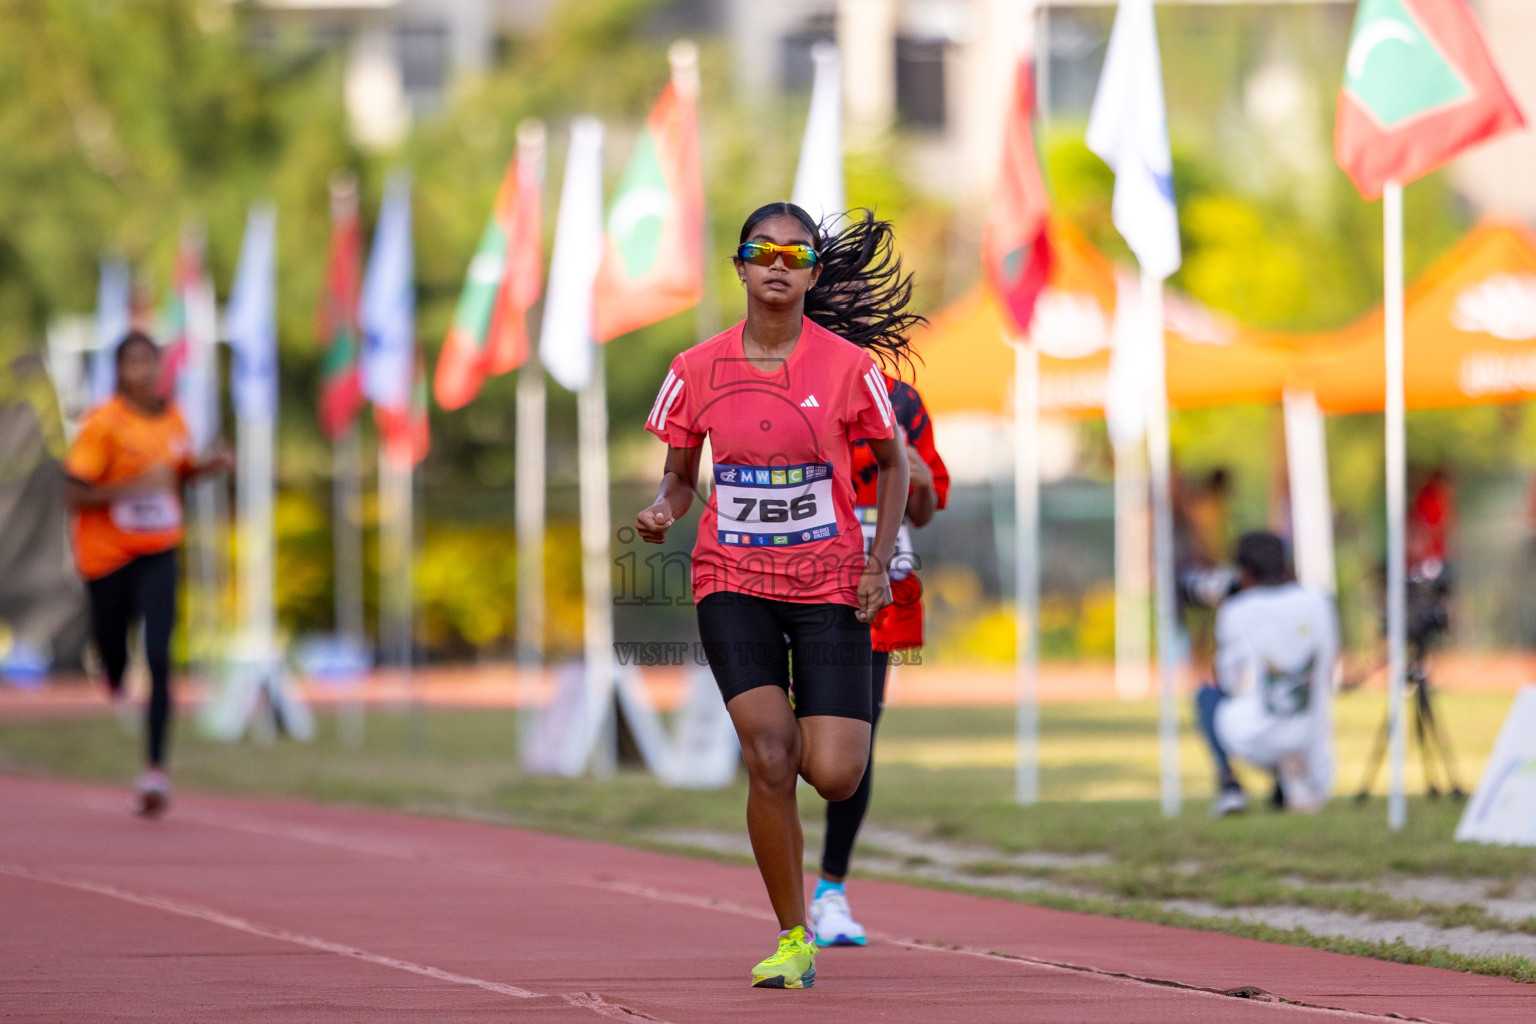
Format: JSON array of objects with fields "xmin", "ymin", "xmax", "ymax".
[
  {"xmin": 0, "ymin": 861, "xmax": 543, "ymax": 1000},
  {"xmin": 563, "ymin": 991, "xmax": 673, "ymax": 1022},
  {"xmin": 877, "ymin": 938, "xmax": 1438, "ymax": 1024},
  {"xmin": 55, "ymin": 797, "xmax": 1442, "ymax": 1023}
]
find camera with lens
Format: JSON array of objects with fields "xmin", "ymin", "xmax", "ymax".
[
  {"xmin": 1406, "ymin": 569, "xmax": 1450, "ymax": 651},
  {"xmin": 1178, "ymin": 565, "xmax": 1240, "ymax": 609}
]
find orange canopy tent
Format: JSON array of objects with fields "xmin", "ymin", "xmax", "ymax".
[
  {"xmin": 1288, "ymin": 221, "xmax": 1536, "ymax": 414},
  {"xmin": 911, "ymin": 222, "xmax": 1297, "ymax": 418},
  {"xmin": 913, "ymin": 219, "xmax": 1536, "ymax": 420}
]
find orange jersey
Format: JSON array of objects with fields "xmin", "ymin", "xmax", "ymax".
[{"xmin": 65, "ymin": 396, "xmax": 194, "ymax": 580}]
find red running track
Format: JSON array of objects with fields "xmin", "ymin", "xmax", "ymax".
[{"xmin": 1, "ymin": 775, "xmax": 1530, "ymax": 1024}]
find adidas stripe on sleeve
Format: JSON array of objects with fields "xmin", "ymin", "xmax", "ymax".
[
  {"xmin": 849, "ymin": 364, "xmax": 897, "ymax": 441},
  {"xmin": 644, "ymin": 362, "xmax": 698, "ymax": 447}
]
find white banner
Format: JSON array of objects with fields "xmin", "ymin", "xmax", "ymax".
[{"xmin": 1456, "ymin": 687, "xmax": 1536, "ymax": 846}]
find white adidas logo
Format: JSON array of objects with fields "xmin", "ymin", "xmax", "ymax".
[{"xmin": 800, "ymin": 395, "xmax": 820, "ymax": 408}]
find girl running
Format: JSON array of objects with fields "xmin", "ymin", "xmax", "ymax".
[
  {"xmin": 637, "ymin": 204, "xmax": 921, "ymax": 989},
  {"xmin": 811, "ymin": 375, "xmax": 948, "ymax": 946},
  {"xmin": 64, "ymin": 330, "xmax": 232, "ymax": 817}
]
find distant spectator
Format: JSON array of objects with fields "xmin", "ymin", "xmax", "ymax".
[
  {"xmin": 1408, "ymin": 468, "xmax": 1453, "ymax": 578},
  {"xmin": 1177, "ymin": 468, "xmax": 1233, "ymax": 681},
  {"xmin": 1185, "ymin": 467, "xmax": 1232, "ymax": 570},
  {"xmin": 1197, "ymin": 531, "xmax": 1338, "ymax": 817}
]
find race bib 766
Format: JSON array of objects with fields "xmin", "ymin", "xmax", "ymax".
[{"xmin": 712, "ymin": 462, "xmax": 839, "ymax": 548}]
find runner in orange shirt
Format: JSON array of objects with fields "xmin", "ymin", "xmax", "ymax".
[{"xmin": 65, "ymin": 331, "xmax": 233, "ymax": 817}]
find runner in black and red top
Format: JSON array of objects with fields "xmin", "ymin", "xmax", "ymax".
[
  {"xmin": 811, "ymin": 374, "xmax": 948, "ymax": 946},
  {"xmin": 637, "ymin": 204, "xmax": 923, "ymax": 990}
]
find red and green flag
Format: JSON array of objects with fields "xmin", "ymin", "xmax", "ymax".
[
  {"xmin": 434, "ymin": 122, "xmax": 546, "ymax": 410},
  {"xmin": 380, "ymin": 351, "xmax": 430, "ymax": 468},
  {"xmin": 1335, "ymin": 0, "xmax": 1524, "ymax": 200},
  {"xmin": 317, "ymin": 176, "xmax": 366, "ymax": 440},
  {"xmin": 592, "ymin": 42, "xmax": 704, "ymax": 343},
  {"xmin": 156, "ymin": 247, "xmax": 193, "ymax": 400},
  {"xmin": 982, "ymin": 57, "xmax": 1053, "ymax": 337}
]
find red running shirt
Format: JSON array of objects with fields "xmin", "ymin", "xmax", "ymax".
[
  {"xmin": 646, "ymin": 318, "xmax": 896, "ymax": 606},
  {"xmin": 850, "ymin": 376, "xmax": 950, "ymax": 650}
]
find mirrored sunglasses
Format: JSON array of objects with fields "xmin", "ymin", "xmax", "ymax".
[{"xmin": 736, "ymin": 241, "xmax": 819, "ymax": 270}]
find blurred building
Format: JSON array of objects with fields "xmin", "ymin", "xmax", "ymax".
[
  {"xmin": 243, "ymin": 1, "xmax": 1533, "ymax": 214},
  {"xmin": 725, "ymin": 0, "xmax": 1019, "ymax": 201},
  {"xmin": 246, "ymin": 0, "xmax": 550, "ymax": 147}
]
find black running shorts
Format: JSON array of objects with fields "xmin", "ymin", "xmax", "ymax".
[{"xmin": 696, "ymin": 592, "xmax": 873, "ymax": 721}]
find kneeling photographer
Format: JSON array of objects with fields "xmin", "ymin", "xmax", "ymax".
[{"xmin": 1192, "ymin": 532, "xmax": 1338, "ymax": 817}]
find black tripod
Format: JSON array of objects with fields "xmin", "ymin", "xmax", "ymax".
[{"xmin": 1354, "ymin": 638, "xmax": 1466, "ymax": 801}]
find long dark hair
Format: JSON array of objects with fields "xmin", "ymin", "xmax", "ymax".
[{"xmin": 737, "ymin": 203, "xmax": 925, "ymax": 376}]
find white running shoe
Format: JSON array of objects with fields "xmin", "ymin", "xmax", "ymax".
[
  {"xmin": 810, "ymin": 888, "xmax": 867, "ymax": 947},
  {"xmin": 134, "ymin": 770, "xmax": 169, "ymax": 819},
  {"xmin": 1208, "ymin": 786, "xmax": 1248, "ymax": 819}
]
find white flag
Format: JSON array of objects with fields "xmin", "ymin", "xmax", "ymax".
[
  {"xmin": 540, "ymin": 118, "xmax": 605, "ymax": 392},
  {"xmin": 178, "ymin": 229, "xmax": 221, "ymax": 453},
  {"xmin": 90, "ymin": 257, "xmax": 131, "ymax": 406},
  {"xmin": 1105, "ymin": 273, "xmax": 1147, "ymax": 451},
  {"xmin": 225, "ymin": 204, "xmax": 278, "ymax": 422},
  {"xmin": 791, "ymin": 41, "xmax": 844, "ymax": 230},
  {"xmin": 359, "ymin": 174, "xmax": 415, "ymax": 414},
  {"xmin": 1086, "ymin": 0, "xmax": 1181, "ymax": 281}
]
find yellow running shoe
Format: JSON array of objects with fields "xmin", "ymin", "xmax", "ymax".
[{"xmin": 751, "ymin": 926, "xmax": 817, "ymax": 989}]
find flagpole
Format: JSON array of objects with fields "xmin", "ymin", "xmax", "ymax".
[
  {"xmin": 1114, "ymin": 438, "xmax": 1151, "ymax": 700},
  {"xmin": 182, "ymin": 224, "xmax": 225, "ymax": 690},
  {"xmin": 1282, "ymin": 389, "xmax": 1336, "ymax": 596},
  {"xmin": 335, "ymin": 423, "xmax": 366, "ymax": 743},
  {"xmin": 1014, "ymin": 339, "xmax": 1041, "ymax": 805},
  {"xmin": 515, "ymin": 363, "xmax": 546, "ymax": 671},
  {"xmin": 379, "ymin": 443, "xmax": 418, "ymax": 744},
  {"xmin": 358, "ymin": 172, "xmax": 418, "ymax": 748},
  {"xmin": 238, "ymin": 405, "xmax": 276, "ymax": 686},
  {"xmin": 232, "ymin": 403, "xmax": 282, "ymax": 744},
  {"xmin": 215, "ymin": 203, "xmax": 312, "ymax": 744},
  {"xmin": 671, "ymin": 39, "xmax": 715, "ymax": 342},
  {"xmin": 579, "ymin": 343, "xmax": 616, "ymax": 775},
  {"xmin": 1383, "ymin": 178, "xmax": 1407, "ymax": 830},
  {"xmin": 1143, "ymin": 270, "xmax": 1180, "ymax": 818}
]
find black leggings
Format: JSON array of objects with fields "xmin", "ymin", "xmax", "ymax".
[
  {"xmin": 820, "ymin": 650, "xmax": 889, "ymax": 879},
  {"xmin": 86, "ymin": 549, "xmax": 177, "ymax": 768},
  {"xmin": 695, "ymin": 592, "xmax": 873, "ymax": 721}
]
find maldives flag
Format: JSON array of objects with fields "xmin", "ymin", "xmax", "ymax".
[
  {"xmin": 317, "ymin": 176, "xmax": 366, "ymax": 440},
  {"xmin": 592, "ymin": 42, "xmax": 703, "ymax": 343},
  {"xmin": 982, "ymin": 57, "xmax": 1053, "ymax": 337},
  {"xmin": 1335, "ymin": 0, "xmax": 1524, "ymax": 201},
  {"xmin": 434, "ymin": 122, "xmax": 546, "ymax": 410}
]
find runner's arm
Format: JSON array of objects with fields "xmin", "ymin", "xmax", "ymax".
[
  {"xmin": 183, "ymin": 446, "xmax": 236, "ymax": 481},
  {"xmin": 857, "ymin": 435, "xmax": 909, "ymax": 622},
  {"xmin": 904, "ymin": 444, "xmax": 937, "ymax": 527},
  {"xmin": 637, "ymin": 445, "xmax": 701, "ymax": 544},
  {"xmin": 866, "ymin": 436, "xmax": 909, "ymax": 565},
  {"xmin": 63, "ymin": 464, "xmax": 179, "ymax": 509}
]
